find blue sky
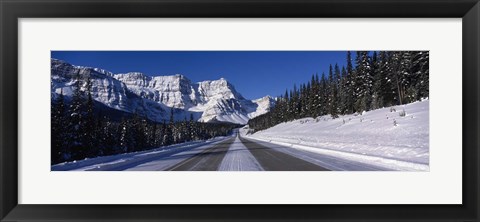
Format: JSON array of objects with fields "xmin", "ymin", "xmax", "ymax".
[{"xmin": 51, "ymin": 51, "xmax": 350, "ymax": 99}]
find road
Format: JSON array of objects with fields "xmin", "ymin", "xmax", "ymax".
[
  {"xmin": 166, "ymin": 135, "xmax": 329, "ymax": 171},
  {"xmin": 166, "ymin": 137, "xmax": 235, "ymax": 171},
  {"xmin": 161, "ymin": 134, "xmax": 390, "ymax": 171},
  {"xmin": 54, "ymin": 132, "xmax": 388, "ymax": 171}
]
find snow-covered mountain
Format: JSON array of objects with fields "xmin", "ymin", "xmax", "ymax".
[{"xmin": 51, "ymin": 59, "xmax": 275, "ymax": 124}]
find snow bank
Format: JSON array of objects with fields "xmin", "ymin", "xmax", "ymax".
[
  {"xmin": 51, "ymin": 137, "xmax": 227, "ymax": 171},
  {"xmin": 244, "ymin": 100, "xmax": 429, "ymax": 171}
]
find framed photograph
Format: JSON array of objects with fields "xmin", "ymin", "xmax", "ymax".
[
  {"xmin": 1, "ymin": 0, "xmax": 479, "ymax": 221},
  {"xmin": 49, "ymin": 50, "xmax": 430, "ymax": 172}
]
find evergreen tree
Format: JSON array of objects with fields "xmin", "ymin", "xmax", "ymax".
[
  {"xmin": 330, "ymin": 83, "xmax": 339, "ymax": 118},
  {"xmin": 83, "ymin": 76, "xmax": 96, "ymax": 157},
  {"xmin": 152, "ymin": 123, "xmax": 159, "ymax": 148},
  {"xmin": 339, "ymin": 66, "xmax": 348, "ymax": 114},
  {"xmin": 354, "ymin": 51, "xmax": 373, "ymax": 112},
  {"xmin": 327, "ymin": 64, "xmax": 334, "ymax": 107},
  {"xmin": 51, "ymin": 89, "xmax": 67, "ymax": 164},
  {"xmin": 249, "ymin": 50, "xmax": 429, "ymax": 133},
  {"xmin": 164, "ymin": 109, "xmax": 174, "ymax": 145},
  {"xmin": 399, "ymin": 51, "xmax": 414, "ymax": 104},
  {"xmin": 150, "ymin": 123, "xmax": 158, "ymax": 148},
  {"xmin": 412, "ymin": 51, "xmax": 429, "ymax": 99},
  {"xmin": 161, "ymin": 120, "xmax": 169, "ymax": 145},
  {"xmin": 188, "ymin": 114, "xmax": 195, "ymax": 141},
  {"xmin": 179, "ymin": 117, "xmax": 188, "ymax": 143},
  {"xmin": 307, "ymin": 75, "xmax": 317, "ymax": 118},
  {"xmin": 390, "ymin": 51, "xmax": 413, "ymax": 105},
  {"xmin": 130, "ymin": 112, "xmax": 146, "ymax": 151},
  {"xmin": 68, "ymin": 71, "xmax": 86, "ymax": 160},
  {"xmin": 329, "ymin": 64, "xmax": 339, "ymax": 118},
  {"xmin": 118, "ymin": 117, "xmax": 129, "ymax": 153},
  {"xmin": 305, "ymin": 82, "xmax": 312, "ymax": 117},
  {"xmin": 313, "ymin": 73, "xmax": 321, "ymax": 117},
  {"xmin": 383, "ymin": 52, "xmax": 397, "ymax": 106},
  {"xmin": 99, "ymin": 116, "xmax": 115, "ymax": 155},
  {"xmin": 370, "ymin": 51, "xmax": 381, "ymax": 109},
  {"xmin": 344, "ymin": 51, "xmax": 355, "ymax": 114}
]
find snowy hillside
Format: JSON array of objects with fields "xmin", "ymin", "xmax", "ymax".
[
  {"xmin": 249, "ymin": 96, "xmax": 276, "ymax": 118},
  {"xmin": 51, "ymin": 59, "xmax": 275, "ymax": 124},
  {"xmin": 51, "ymin": 59, "xmax": 169, "ymax": 122},
  {"xmin": 243, "ymin": 100, "xmax": 429, "ymax": 171},
  {"xmin": 115, "ymin": 71, "xmax": 275, "ymax": 124},
  {"xmin": 113, "ymin": 73, "xmax": 197, "ymax": 109}
]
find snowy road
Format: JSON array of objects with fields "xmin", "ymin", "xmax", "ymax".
[
  {"xmin": 139, "ymin": 134, "xmax": 330, "ymax": 171},
  {"xmin": 238, "ymin": 137, "xmax": 329, "ymax": 171},
  {"xmin": 166, "ymin": 137, "xmax": 235, "ymax": 171},
  {"xmin": 218, "ymin": 136, "xmax": 263, "ymax": 171},
  {"xmin": 53, "ymin": 133, "xmax": 400, "ymax": 171}
]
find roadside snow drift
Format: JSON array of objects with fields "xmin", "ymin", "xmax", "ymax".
[
  {"xmin": 51, "ymin": 137, "xmax": 227, "ymax": 171},
  {"xmin": 244, "ymin": 100, "xmax": 429, "ymax": 171}
]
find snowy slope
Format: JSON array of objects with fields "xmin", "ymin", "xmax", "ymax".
[
  {"xmin": 249, "ymin": 96, "xmax": 275, "ymax": 118},
  {"xmin": 114, "ymin": 72, "xmax": 274, "ymax": 124},
  {"xmin": 243, "ymin": 100, "xmax": 430, "ymax": 171},
  {"xmin": 113, "ymin": 73, "xmax": 197, "ymax": 109},
  {"xmin": 52, "ymin": 59, "xmax": 275, "ymax": 124},
  {"xmin": 51, "ymin": 59, "xmax": 169, "ymax": 122}
]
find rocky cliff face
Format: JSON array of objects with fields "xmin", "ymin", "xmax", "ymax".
[{"xmin": 51, "ymin": 59, "xmax": 275, "ymax": 124}]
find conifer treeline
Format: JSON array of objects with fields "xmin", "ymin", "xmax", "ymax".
[
  {"xmin": 248, "ymin": 51, "xmax": 429, "ymax": 132},
  {"xmin": 51, "ymin": 73, "xmax": 236, "ymax": 164}
]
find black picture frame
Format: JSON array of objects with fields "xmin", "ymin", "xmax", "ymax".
[{"xmin": 1, "ymin": 0, "xmax": 479, "ymax": 221}]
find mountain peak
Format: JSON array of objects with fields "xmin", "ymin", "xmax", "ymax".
[
  {"xmin": 116, "ymin": 72, "xmax": 148, "ymax": 78},
  {"xmin": 253, "ymin": 95, "xmax": 274, "ymax": 102},
  {"xmin": 51, "ymin": 58, "xmax": 114, "ymax": 78},
  {"xmin": 51, "ymin": 59, "xmax": 275, "ymax": 124},
  {"xmin": 198, "ymin": 77, "xmax": 229, "ymax": 84}
]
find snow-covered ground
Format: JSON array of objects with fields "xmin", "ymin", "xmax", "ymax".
[
  {"xmin": 218, "ymin": 136, "xmax": 263, "ymax": 171},
  {"xmin": 243, "ymin": 100, "xmax": 429, "ymax": 171},
  {"xmin": 51, "ymin": 137, "xmax": 229, "ymax": 171}
]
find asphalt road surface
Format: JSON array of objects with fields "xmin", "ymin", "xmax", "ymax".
[
  {"xmin": 166, "ymin": 137, "xmax": 236, "ymax": 171},
  {"xmin": 166, "ymin": 134, "xmax": 329, "ymax": 171},
  {"xmin": 74, "ymin": 132, "xmax": 387, "ymax": 171},
  {"xmin": 238, "ymin": 136, "xmax": 329, "ymax": 171}
]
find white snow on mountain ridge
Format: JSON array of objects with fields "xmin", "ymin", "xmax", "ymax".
[
  {"xmin": 51, "ymin": 58, "xmax": 274, "ymax": 124},
  {"xmin": 51, "ymin": 59, "xmax": 145, "ymax": 113},
  {"xmin": 114, "ymin": 71, "xmax": 274, "ymax": 124}
]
